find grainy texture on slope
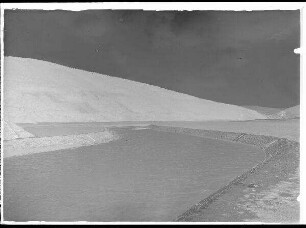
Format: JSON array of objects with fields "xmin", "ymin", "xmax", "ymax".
[
  {"xmin": 3, "ymin": 57, "xmax": 265, "ymax": 123},
  {"xmin": 3, "ymin": 130, "xmax": 118, "ymax": 158},
  {"xmin": 269, "ymin": 105, "xmax": 300, "ymax": 119},
  {"xmin": 3, "ymin": 121, "xmax": 34, "ymax": 140},
  {"xmin": 244, "ymin": 106, "xmax": 281, "ymax": 116},
  {"xmin": 280, "ymin": 105, "xmax": 300, "ymax": 119}
]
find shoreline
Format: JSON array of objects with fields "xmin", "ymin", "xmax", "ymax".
[
  {"xmin": 150, "ymin": 125, "xmax": 299, "ymax": 222},
  {"xmin": 1, "ymin": 124, "xmax": 299, "ymax": 222},
  {"xmin": 3, "ymin": 130, "xmax": 119, "ymax": 158}
]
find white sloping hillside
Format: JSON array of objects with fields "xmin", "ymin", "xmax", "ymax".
[
  {"xmin": 3, "ymin": 57, "xmax": 266, "ymax": 123},
  {"xmin": 270, "ymin": 105, "xmax": 300, "ymax": 119},
  {"xmin": 244, "ymin": 106, "xmax": 281, "ymax": 116},
  {"xmin": 3, "ymin": 121, "xmax": 34, "ymax": 140}
]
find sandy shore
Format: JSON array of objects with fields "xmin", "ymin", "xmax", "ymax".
[{"xmin": 3, "ymin": 130, "xmax": 119, "ymax": 158}]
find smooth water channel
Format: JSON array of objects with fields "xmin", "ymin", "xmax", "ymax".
[{"xmin": 4, "ymin": 124, "xmax": 264, "ymax": 221}]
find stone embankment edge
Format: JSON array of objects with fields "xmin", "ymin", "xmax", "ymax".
[{"xmin": 148, "ymin": 125, "xmax": 299, "ymax": 222}]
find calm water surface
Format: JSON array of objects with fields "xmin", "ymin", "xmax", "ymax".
[{"xmin": 4, "ymin": 128, "xmax": 264, "ymax": 221}]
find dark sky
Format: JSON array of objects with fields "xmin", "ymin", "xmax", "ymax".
[{"xmin": 4, "ymin": 10, "xmax": 300, "ymax": 108}]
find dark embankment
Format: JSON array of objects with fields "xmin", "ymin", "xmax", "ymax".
[{"xmin": 149, "ymin": 125, "xmax": 299, "ymax": 222}]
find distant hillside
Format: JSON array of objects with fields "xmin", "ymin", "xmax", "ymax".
[
  {"xmin": 243, "ymin": 106, "xmax": 281, "ymax": 116},
  {"xmin": 3, "ymin": 57, "xmax": 266, "ymax": 123},
  {"xmin": 268, "ymin": 105, "xmax": 300, "ymax": 119}
]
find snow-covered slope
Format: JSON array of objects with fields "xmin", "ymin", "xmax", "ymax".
[
  {"xmin": 269, "ymin": 105, "xmax": 300, "ymax": 119},
  {"xmin": 3, "ymin": 57, "xmax": 266, "ymax": 123}
]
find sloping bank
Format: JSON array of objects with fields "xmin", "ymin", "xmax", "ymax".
[
  {"xmin": 3, "ymin": 130, "xmax": 119, "ymax": 158},
  {"xmin": 149, "ymin": 125, "xmax": 299, "ymax": 222}
]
